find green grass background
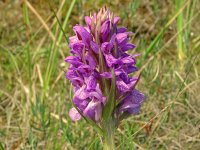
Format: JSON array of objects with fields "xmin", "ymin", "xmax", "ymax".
[{"xmin": 0, "ymin": 0, "xmax": 200, "ymax": 149}]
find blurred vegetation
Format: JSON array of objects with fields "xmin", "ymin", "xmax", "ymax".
[{"xmin": 0, "ymin": 0, "xmax": 200, "ymax": 149}]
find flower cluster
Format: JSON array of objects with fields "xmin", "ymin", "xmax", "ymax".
[{"xmin": 65, "ymin": 7, "xmax": 145, "ymax": 123}]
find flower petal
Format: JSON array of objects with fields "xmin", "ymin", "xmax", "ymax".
[
  {"xmin": 104, "ymin": 54, "xmax": 118, "ymax": 67},
  {"xmin": 116, "ymin": 33, "xmax": 128, "ymax": 46},
  {"xmin": 85, "ymin": 76, "xmax": 97, "ymax": 91},
  {"xmin": 74, "ymin": 85, "xmax": 88, "ymax": 100},
  {"xmin": 73, "ymin": 97, "xmax": 89, "ymax": 111},
  {"xmin": 117, "ymin": 27, "xmax": 127, "ymax": 33},
  {"xmin": 90, "ymin": 41, "xmax": 99, "ymax": 54},
  {"xmin": 69, "ymin": 108, "xmax": 82, "ymax": 121},
  {"xmin": 86, "ymin": 54, "xmax": 96, "ymax": 69},
  {"xmin": 73, "ymin": 25, "xmax": 91, "ymax": 46},
  {"xmin": 85, "ymin": 16, "xmax": 92, "ymax": 27},
  {"xmin": 69, "ymin": 36, "xmax": 79, "ymax": 48},
  {"xmin": 65, "ymin": 56, "xmax": 82, "ymax": 66},
  {"xmin": 121, "ymin": 56, "xmax": 135, "ymax": 65},
  {"xmin": 83, "ymin": 100, "xmax": 102, "ymax": 121},
  {"xmin": 101, "ymin": 42, "xmax": 113, "ymax": 54},
  {"xmin": 101, "ymin": 20, "xmax": 110, "ymax": 42},
  {"xmin": 100, "ymin": 69, "xmax": 123, "ymax": 78},
  {"xmin": 70, "ymin": 42, "xmax": 85, "ymax": 55},
  {"xmin": 116, "ymin": 79, "xmax": 130, "ymax": 93},
  {"xmin": 126, "ymin": 65, "xmax": 138, "ymax": 74},
  {"xmin": 118, "ymin": 89, "xmax": 145, "ymax": 115},
  {"xmin": 70, "ymin": 77, "xmax": 84, "ymax": 87},
  {"xmin": 113, "ymin": 17, "xmax": 120, "ymax": 25},
  {"xmin": 78, "ymin": 65, "xmax": 93, "ymax": 77},
  {"xmin": 131, "ymin": 89, "xmax": 145, "ymax": 104},
  {"xmin": 121, "ymin": 43, "xmax": 136, "ymax": 51}
]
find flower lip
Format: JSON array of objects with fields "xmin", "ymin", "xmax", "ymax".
[
  {"xmin": 116, "ymin": 33, "xmax": 129, "ymax": 46},
  {"xmin": 73, "ymin": 25, "xmax": 91, "ymax": 46},
  {"xmin": 65, "ymin": 56, "xmax": 83, "ymax": 66},
  {"xmin": 101, "ymin": 42, "xmax": 113, "ymax": 54},
  {"xmin": 69, "ymin": 108, "xmax": 82, "ymax": 121},
  {"xmin": 121, "ymin": 43, "xmax": 136, "ymax": 51},
  {"xmin": 117, "ymin": 27, "xmax": 127, "ymax": 33},
  {"xmin": 118, "ymin": 89, "xmax": 145, "ymax": 115}
]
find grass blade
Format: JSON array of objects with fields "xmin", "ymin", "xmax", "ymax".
[{"xmin": 175, "ymin": 0, "xmax": 185, "ymax": 60}]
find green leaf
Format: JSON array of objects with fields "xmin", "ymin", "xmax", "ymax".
[
  {"xmin": 98, "ymin": 46, "xmax": 109, "ymax": 96},
  {"xmin": 0, "ymin": 142, "xmax": 4, "ymax": 150},
  {"xmin": 102, "ymin": 69, "xmax": 116, "ymax": 121}
]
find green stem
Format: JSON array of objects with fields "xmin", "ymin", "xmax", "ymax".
[{"xmin": 102, "ymin": 120, "xmax": 115, "ymax": 150}]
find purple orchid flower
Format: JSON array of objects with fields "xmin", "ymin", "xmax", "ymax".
[{"xmin": 65, "ymin": 7, "xmax": 145, "ymax": 123}]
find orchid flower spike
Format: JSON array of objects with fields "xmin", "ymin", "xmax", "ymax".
[{"xmin": 65, "ymin": 7, "xmax": 145, "ymax": 127}]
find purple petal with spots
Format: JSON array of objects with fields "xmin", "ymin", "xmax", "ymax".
[
  {"xmin": 101, "ymin": 42, "xmax": 113, "ymax": 54},
  {"xmin": 73, "ymin": 25, "xmax": 91, "ymax": 46},
  {"xmin": 85, "ymin": 76, "xmax": 97, "ymax": 91},
  {"xmin": 104, "ymin": 54, "xmax": 118, "ymax": 67},
  {"xmin": 118, "ymin": 89, "xmax": 145, "ymax": 115},
  {"xmin": 86, "ymin": 54, "xmax": 96, "ymax": 69},
  {"xmin": 70, "ymin": 42, "xmax": 85, "ymax": 56},
  {"xmin": 116, "ymin": 79, "xmax": 130, "ymax": 93}
]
